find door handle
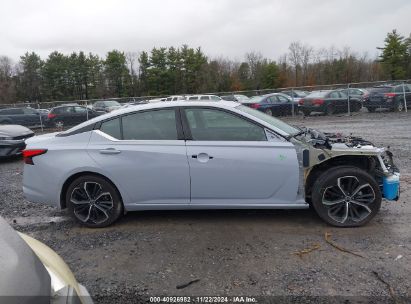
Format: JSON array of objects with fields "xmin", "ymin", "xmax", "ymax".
[
  {"xmin": 192, "ymin": 153, "xmax": 213, "ymax": 162},
  {"xmin": 99, "ymin": 148, "xmax": 121, "ymax": 155}
]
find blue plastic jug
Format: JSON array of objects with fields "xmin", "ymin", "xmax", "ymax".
[{"xmin": 383, "ymin": 173, "xmax": 400, "ymax": 200}]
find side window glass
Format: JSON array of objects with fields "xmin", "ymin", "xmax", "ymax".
[
  {"xmin": 184, "ymin": 108, "xmax": 266, "ymax": 141},
  {"xmin": 200, "ymin": 96, "xmax": 209, "ymax": 100},
  {"xmin": 122, "ymin": 109, "xmax": 178, "ymax": 140},
  {"xmin": 330, "ymin": 92, "xmax": 339, "ymax": 98},
  {"xmin": 74, "ymin": 106, "xmax": 86, "ymax": 113},
  {"xmin": 277, "ymin": 96, "xmax": 289, "ymax": 103},
  {"xmin": 100, "ymin": 118, "xmax": 121, "ymax": 139}
]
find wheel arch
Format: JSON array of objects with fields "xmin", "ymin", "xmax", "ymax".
[
  {"xmin": 305, "ymin": 155, "xmax": 378, "ymax": 202},
  {"xmin": 60, "ymin": 171, "xmax": 124, "ymax": 210}
]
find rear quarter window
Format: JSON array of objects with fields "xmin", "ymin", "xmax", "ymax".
[{"xmin": 100, "ymin": 118, "xmax": 121, "ymax": 139}]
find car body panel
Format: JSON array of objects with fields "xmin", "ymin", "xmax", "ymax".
[
  {"xmin": 186, "ymin": 140, "xmax": 300, "ymax": 204},
  {"xmin": 86, "ymin": 130, "xmax": 190, "ymax": 208}
]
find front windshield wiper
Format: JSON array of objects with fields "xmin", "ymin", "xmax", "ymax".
[{"xmin": 286, "ymin": 127, "xmax": 307, "ymax": 140}]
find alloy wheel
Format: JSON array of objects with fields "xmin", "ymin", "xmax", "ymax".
[
  {"xmin": 70, "ymin": 181, "xmax": 114, "ymax": 224},
  {"xmin": 322, "ymin": 176, "xmax": 375, "ymax": 224},
  {"xmin": 265, "ymin": 109, "xmax": 273, "ymax": 116}
]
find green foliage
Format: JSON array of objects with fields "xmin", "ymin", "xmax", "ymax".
[
  {"xmin": 1, "ymin": 32, "xmax": 410, "ymax": 104},
  {"xmin": 378, "ymin": 29, "xmax": 409, "ymax": 80}
]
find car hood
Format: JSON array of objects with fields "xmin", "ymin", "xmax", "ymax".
[
  {"xmin": 0, "ymin": 125, "xmax": 34, "ymax": 137},
  {"xmin": 0, "ymin": 217, "xmax": 50, "ymax": 302}
]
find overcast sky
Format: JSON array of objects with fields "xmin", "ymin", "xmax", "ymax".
[{"xmin": 1, "ymin": 0, "xmax": 410, "ymax": 62}]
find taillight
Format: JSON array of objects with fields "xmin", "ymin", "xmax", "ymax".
[
  {"xmin": 22, "ymin": 149, "xmax": 47, "ymax": 165},
  {"xmin": 384, "ymin": 93, "xmax": 396, "ymax": 100},
  {"xmin": 48, "ymin": 113, "xmax": 56, "ymax": 119},
  {"xmin": 250, "ymin": 103, "xmax": 260, "ymax": 109},
  {"xmin": 299, "ymin": 99, "xmax": 304, "ymax": 105},
  {"xmin": 312, "ymin": 98, "xmax": 324, "ymax": 105}
]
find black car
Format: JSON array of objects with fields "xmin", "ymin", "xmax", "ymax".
[
  {"xmin": 298, "ymin": 90, "xmax": 362, "ymax": 115},
  {"xmin": 338, "ymin": 88, "xmax": 369, "ymax": 101},
  {"xmin": 363, "ymin": 84, "xmax": 411, "ymax": 112},
  {"xmin": 46, "ymin": 105, "xmax": 101, "ymax": 128},
  {"xmin": 242, "ymin": 93, "xmax": 298, "ymax": 116},
  {"xmin": 0, "ymin": 125, "xmax": 34, "ymax": 158},
  {"xmin": 0, "ymin": 107, "xmax": 46, "ymax": 126}
]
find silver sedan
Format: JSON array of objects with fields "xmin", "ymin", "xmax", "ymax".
[{"xmin": 22, "ymin": 101, "xmax": 399, "ymax": 228}]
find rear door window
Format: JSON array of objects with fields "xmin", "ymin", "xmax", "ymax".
[{"xmin": 122, "ymin": 109, "xmax": 178, "ymax": 140}]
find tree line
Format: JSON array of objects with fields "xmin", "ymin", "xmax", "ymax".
[{"xmin": 0, "ymin": 30, "xmax": 410, "ymax": 104}]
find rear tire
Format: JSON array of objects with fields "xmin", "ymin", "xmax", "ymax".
[
  {"xmin": 301, "ymin": 109, "xmax": 311, "ymax": 116},
  {"xmin": 393, "ymin": 101, "xmax": 405, "ymax": 112},
  {"xmin": 54, "ymin": 120, "xmax": 64, "ymax": 128},
  {"xmin": 325, "ymin": 104, "xmax": 335, "ymax": 115},
  {"xmin": 264, "ymin": 108, "xmax": 273, "ymax": 116},
  {"xmin": 66, "ymin": 175, "xmax": 123, "ymax": 228},
  {"xmin": 311, "ymin": 166, "xmax": 381, "ymax": 227}
]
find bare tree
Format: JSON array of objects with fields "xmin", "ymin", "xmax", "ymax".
[{"xmin": 288, "ymin": 42, "xmax": 302, "ymax": 86}]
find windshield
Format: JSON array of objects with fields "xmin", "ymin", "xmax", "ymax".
[{"xmin": 236, "ymin": 105, "xmax": 299, "ymax": 135}]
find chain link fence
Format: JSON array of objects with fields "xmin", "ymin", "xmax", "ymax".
[{"xmin": 0, "ymin": 79, "xmax": 410, "ymax": 132}]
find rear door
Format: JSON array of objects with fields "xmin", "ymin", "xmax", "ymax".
[
  {"xmin": 182, "ymin": 107, "xmax": 299, "ymax": 206},
  {"xmin": 87, "ymin": 108, "xmax": 190, "ymax": 208}
]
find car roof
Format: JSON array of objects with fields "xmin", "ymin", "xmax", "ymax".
[{"xmin": 61, "ymin": 101, "xmax": 241, "ymax": 134}]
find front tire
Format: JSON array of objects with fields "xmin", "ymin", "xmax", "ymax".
[
  {"xmin": 311, "ymin": 166, "xmax": 381, "ymax": 227},
  {"xmin": 66, "ymin": 175, "xmax": 123, "ymax": 228}
]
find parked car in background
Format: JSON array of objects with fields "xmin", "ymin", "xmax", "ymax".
[
  {"xmin": 186, "ymin": 95, "xmax": 222, "ymax": 101},
  {"xmin": 0, "ymin": 125, "xmax": 34, "ymax": 158},
  {"xmin": 148, "ymin": 98, "xmax": 167, "ymax": 103},
  {"xmin": 363, "ymin": 84, "xmax": 411, "ymax": 112},
  {"xmin": 0, "ymin": 107, "xmax": 46, "ymax": 126},
  {"xmin": 46, "ymin": 105, "xmax": 101, "ymax": 128},
  {"xmin": 22, "ymin": 101, "xmax": 399, "ymax": 228},
  {"xmin": 280, "ymin": 90, "xmax": 309, "ymax": 102},
  {"xmin": 92, "ymin": 100, "xmax": 121, "ymax": 113},
  {"xmin": 241, "ymin": 93, "xmax": 297, "ymax": 116},
  {"xmin": 0, "ymin": 216, "xmax": 92, "ymax": 303},
  {"xmin": 165, "ymin": 95, "xmax": 185, "ymax": 101},
  {"xmin": 298, "ymin": 90, "xmax": 362, "ymax": 115},
  {"xmin": 220, "ymin": 94, "xmax": 250, "ymax": 103},
  {"xmin": 37, "ymin": 108, "xmax": 50, "ymax": 114},
  {"xmin": 338, "ymin": 88, "xmax": 369, "ymax": 101}
]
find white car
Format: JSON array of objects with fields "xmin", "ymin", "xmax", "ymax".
[
  {"xmin": 22, "ymin": 101, "xmax": 399, "ymax": 228},
  {"xmin": 165, "ymin": 95, "xmax": 185, "ymax": 101},
  {"xmin": 185, "ymin": 95, "xmax": 222, "ymax": 101}
]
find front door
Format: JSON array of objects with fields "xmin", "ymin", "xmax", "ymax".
[{"xmin": 182, "ymin": 107, "xmax": 299, "ymax": 206}]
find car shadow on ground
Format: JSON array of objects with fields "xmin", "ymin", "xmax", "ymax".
[{"xmin": 113, "ymin": 208, "xmax": 326, "ymax": 229}]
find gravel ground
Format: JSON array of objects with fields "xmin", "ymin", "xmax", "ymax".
[{"xmin": 0, "ymin": 111, "xmax": 410, "ymax": 303}]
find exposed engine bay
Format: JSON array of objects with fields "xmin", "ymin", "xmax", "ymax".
[{"xmin": 299, "ymin": 127, "xmax": 374, "ymax": 149}]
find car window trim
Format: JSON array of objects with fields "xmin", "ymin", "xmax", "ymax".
[{"xmin": 179, "ymin": 106, "xmax": 269, "ymax": 142}]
